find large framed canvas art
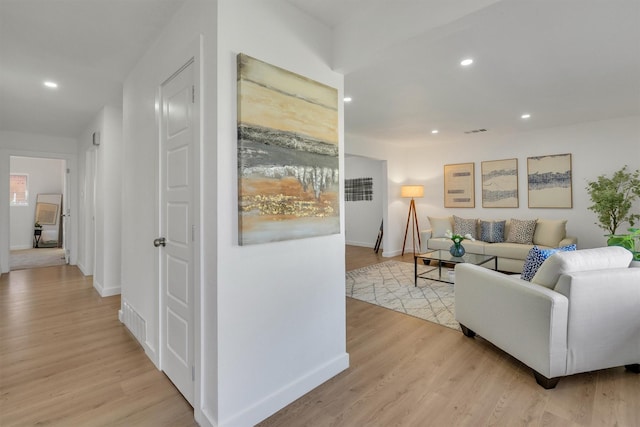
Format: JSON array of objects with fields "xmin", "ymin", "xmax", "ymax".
[
  {"xmin": 527, "ymin": 153, "xmax": 572, "ymax": 208},
  {"xmin": 481, "ymin": 158, "xmax": 518, "ymax": 208},
  {"xmin": 237, "ymin": 54, "xmax": 340, "ymax": 245},
  {"xmin": 444, "ymin": 162, "xmax": 475, "ymax": 208}
]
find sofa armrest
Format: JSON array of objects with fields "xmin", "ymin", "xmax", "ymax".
[
  {"xmin": 554, "ymin": 268, "xmax": 640, "ymax": 374},
  {"xmin": 420, "ymin": 229, "xmax": 432, "ymax": 252},
  {"xmin": 455, "ymin": 264, "xmax": 569, "ymax": 378},
  {"xmin": 559, "ymin": 236, "xmax": 577, "ymax": 247}
]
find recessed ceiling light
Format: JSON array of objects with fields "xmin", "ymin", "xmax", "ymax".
[
  {"xmin": 431, "ymin": 130, "xmax": 439, "ymax": 134},
  {"xmin": 344, "ymin": 97, "xmax": 352, "ymax": 102},
  {"xmin": 460, "ymin": 58, "xmax": 474, "ymax": 66},
  {"xmin": 43, "ymin": 81, "xmax": 58, "ymax": 89},
  {"xmin": 521, "ymin": 113, "xmax": 531, "ymax": 119}
]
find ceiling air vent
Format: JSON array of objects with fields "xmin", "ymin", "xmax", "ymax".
[{"xmin": 464, "ymin": 128, "xmax": 487, "ymax": 134}]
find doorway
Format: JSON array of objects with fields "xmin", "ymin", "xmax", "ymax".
[
  {"xmin": 157, "ymin": 58, "xmax": 199, "ymax": 405},
  {"xmin": 9, "ymin": 156, "xmax": 68, "ymax": 270}
]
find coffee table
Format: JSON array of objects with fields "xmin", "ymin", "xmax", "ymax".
[{"xmin": 414, "ymin": 250, "xmax": 497, "ymax": 286}]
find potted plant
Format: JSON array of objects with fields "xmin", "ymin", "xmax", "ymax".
[{"xmin": 586, "ymin": 165, "xmax": 640, "ymax": 260}]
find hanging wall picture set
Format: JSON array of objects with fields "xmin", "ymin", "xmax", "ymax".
[
  {"xmin": 236, "ymin": 54, "xmax": 340, "ymax": 245},
  {"xmin": 527, "ymin": 153, "xmax": 573, "ymax": 208},
  {"xmin": 481, "ymin": 158, "xmax": 519, "ymax": 208},
  {"xmin": 444, "ymin": 162, "xmax": 475, "ymax": 208}
]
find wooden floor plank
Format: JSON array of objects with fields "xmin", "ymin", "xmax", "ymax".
[
  {"xmin": 259, "ymin": 245, "xmax": 640, "ymax": 426},
  {"xmin": 0, "ymin": 265, "xmax": 197, "ymax": 426},
  {"xmin": 2, "ymin": 249, "xmax": 638, "ymax": 426}
]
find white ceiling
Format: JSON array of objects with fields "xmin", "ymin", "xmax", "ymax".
[
  {"xmin": 0, "ymin": 0, "xmax": 186, "ymax": 138},
  {"xmin": 1, "ymin": 0, "xmax": 639, "ymax": 144}
]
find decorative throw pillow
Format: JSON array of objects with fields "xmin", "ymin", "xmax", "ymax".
[
  {"xmin": 521, "ymin": 244, "xmax": 577, "ymax": 281},
  {"xmin": 453, "ymin": 215, "xmax": 477, "ymax": 239},
  {"xmin": 428, "ymin": 216, "xmax": 453, "ymax": 238},
  {"xmin": 506, "ymin": 218, "xmax": 537, "ymax": 244},
  {"xmin": 480, "ymin": 220, "xmax": 506, "ymax": 243},
  {"xmin": 533, "ymin": 219, "xmax": 567, "ymax": 248}
]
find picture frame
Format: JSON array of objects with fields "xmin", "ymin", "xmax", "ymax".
[
  {"xmin": 527, "ymin": 153, "xmax": 572, "ymax": 208},
  {"xmin": 236, "ymin": 53, "xmax": 340, "ymax": 245},
  {"xmin": 35, "ymin": 202, "xmax": 59, "ymax": 225},
  {"xmin": 481, "ymin": 158, "xmax": 518, "ymax": 208},
  {"xmin": 444, "ymin": 162, "xmax": 475, "ymax": 208}
]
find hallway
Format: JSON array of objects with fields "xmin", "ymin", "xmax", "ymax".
[{"xmin": 0, "ymin": 265, "xmax": 197, "ymax": 426}]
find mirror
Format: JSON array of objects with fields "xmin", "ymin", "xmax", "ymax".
[{"xmin": 35, "ymin": 194, "xmax": 62, "ymax": 247}]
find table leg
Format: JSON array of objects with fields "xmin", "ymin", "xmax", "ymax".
[{"xmin": 414, "ymin": 256, "xmax": 418, "ymax": 286}]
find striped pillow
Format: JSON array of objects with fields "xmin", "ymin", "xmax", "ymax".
[{"xmin": 480, "ymin": 220, "xmax": 505, "ymax": 243}]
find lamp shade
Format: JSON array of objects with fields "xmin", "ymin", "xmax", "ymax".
[{"xmin": 401, "ymin": 185, "xmax": 424, "ymax": 198}]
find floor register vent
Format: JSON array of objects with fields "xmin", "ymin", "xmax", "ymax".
[{"xmin": 120, "ymin": 301, "xmax": 147, "ymax": 345}]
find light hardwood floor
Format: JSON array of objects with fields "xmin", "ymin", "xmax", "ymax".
[
  {"xmin": 0, "ymin": 265, "xmax": 197, "ymax": 427},
  {"xmin": 1, "ymin": 250, "xmax": 638, "ymax": 426},
  {"xmin": 259, "ymin": 245, "xmax": 640, "ymax": 426}
]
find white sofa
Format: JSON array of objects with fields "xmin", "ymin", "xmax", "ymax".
[
  {"xmin": 421, "ymin": 216, "xmax": 578, "ymax": 273},
  {"xmin": 455, "ymin": 246, "xmax": 640, "ymax": 388}
]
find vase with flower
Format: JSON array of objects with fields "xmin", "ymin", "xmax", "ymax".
[{"xmin": 444, "ymin": 230, "xmax": 475, "ymax": 257}]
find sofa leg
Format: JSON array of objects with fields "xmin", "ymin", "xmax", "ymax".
[
  {"xmin": 533, "ymin": 371, "xmax": 560, "ymax": 389},
  {"xmin": 625, "ymin": 364, "xmax": 640, "ymax": 373},
  {"xmin": 460, "ymin": 324, "xmax": 476, "ymax": 338}
]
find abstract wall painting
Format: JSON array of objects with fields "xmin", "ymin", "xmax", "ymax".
[
  {"xmin": 527, "ymin": 153, "xmax": 572, "ymax": 208},
  {"xmin": 444, "ymin": 162, "xmax": 475, "ymax": 208},
  {"xmin": 345, "ymin": 177, "xmax": 373, "ymax": 202},
  {"xmin": 481, "ymin": 158, "xmax": 518, "ymax": 208},
  {"xmin": 237, "ymin": 54, "xmax": 340, "ymax": 245}
]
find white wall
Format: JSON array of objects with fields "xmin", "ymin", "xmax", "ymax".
[
  {"xmin": 76, "ymin": 105, "xmax": 122, "ymax": 296},
  {"xmin": 0, "ymin": 131, "xmax": 78, "ymax": 273},
  {"xmin": 345, "ymin": 155, "xmax": 385, "ymax": 247},
  {"xmin": 121, "ymin": 0, "xmax": 215, "ymax": 425},
  {"xmin": 122, "ymin": 1, "xmax": 347, "ymax": 425},
  {"xmin": 346, "ymin": 115, "xmax": 640, "ymax": 255},
  {"xmin": 217, "ymin": 1, "xmax": 347, "ymax": 425},
  {"xmin": 9, "ymin": 156, "xmax": 65, "ymax": 249}
]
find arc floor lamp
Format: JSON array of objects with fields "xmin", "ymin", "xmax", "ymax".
[{"xmin": 401, "ymin": 185, "xmax": 424, "ymax": 256}]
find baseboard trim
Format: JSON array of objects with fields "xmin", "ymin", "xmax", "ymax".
[
  {"xmin": 93, "ymin": 279, "xmax": 121, "ymax": 297},
  {"xmin": 345, "ymin": 240, "xmax": 375, "ymax": 248},
  {"xmin": 382, "ymin": 249, "xmax": 401, "ymax": 257},
  {"xmin": 10, "ymin": 244, "xmax": 33, "ymax": 251},
  {"xmin": 221, "ymin": 353, "xmax": 350, "ymax": 426}
]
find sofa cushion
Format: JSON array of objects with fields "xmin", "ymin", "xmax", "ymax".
[
  {"xmin": 531, "ymin": 246, "xmax": 633, "ymax": 289},
  {"xmin": 521, "ymin": 244, "xmax": 577, "ymax": 281},
  {"xmin": 533, "ymin": 219, "xmax": 567, "ymax": 248},
  {"xmin": 454, "ymin": 215, "xmax": 478, "ymax": 239},
  {"xmin": 428, "ymin": 216, "xmax": 453, "ymax": 238},
  {"xmin": 480, "ymin": 220, "xmax": 506, "ymax": 243},
  {"xmin": 483, "ymin": 242, "xmax": 533, "ymax": 260},
  {"xmin": 505, "ymin": 218, "xmax": 537, "ymax": 244}
]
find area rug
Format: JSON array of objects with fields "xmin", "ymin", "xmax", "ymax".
[
  {"xmin": 10, "ymin": 248, "xmax": 66, "ymax": 270},
  {"xmin": 346, "ymin": 260, "xmax": 460, "ymax": 331}
]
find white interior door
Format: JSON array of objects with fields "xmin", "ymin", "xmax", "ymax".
[{"xmin": 158, "ymin": 59, "xmax": 196, "ymax": 404}]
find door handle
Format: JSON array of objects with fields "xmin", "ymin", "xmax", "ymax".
[{"xmin": 154, "ymin": 237, "xmax": 166, "ymax": 247}]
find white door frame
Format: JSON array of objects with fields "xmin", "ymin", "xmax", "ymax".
[
  {"xmin": 0, "ymin": 149, "xmax": 78, "ymax": 273},
  {"xmin": 155, "ymin": 45, "xmax": 201, "ymax": 409}
]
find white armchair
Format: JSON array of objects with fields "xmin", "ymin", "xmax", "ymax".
[{"xmin": 455, "ymin": 246, "xmax": 640, "ymax": 388}]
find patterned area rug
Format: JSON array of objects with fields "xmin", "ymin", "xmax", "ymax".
[{"xmin": 346, "ymin": 260, "xmax": 460, "ymax": 331}]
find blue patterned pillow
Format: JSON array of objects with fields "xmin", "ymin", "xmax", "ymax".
[
  {"xmin": 480, "ymin": 220, "xmax": 506, "ymax": 243},
  {"xmin": 521, "ymin": 244, "xmax": 577, "ymax": 281}
]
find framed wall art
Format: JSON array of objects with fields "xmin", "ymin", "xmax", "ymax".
[
  {"xmin": 527, "ymin": 153, "xmax": 572, "ymax": 208},
  {"xmin": 345, "ymin": 177, "xmax": 373, "ymax": 202},
  {"xmin": 444, "ymin": 162, "xmax": 475, "ymax": 208},
  {"xmin": 237, "ymin": 53, "xmax": 340, "ymax": 245},
  {"xmin": 481, "ymin": 158, "xmax": 518, "ymax": 208}
]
